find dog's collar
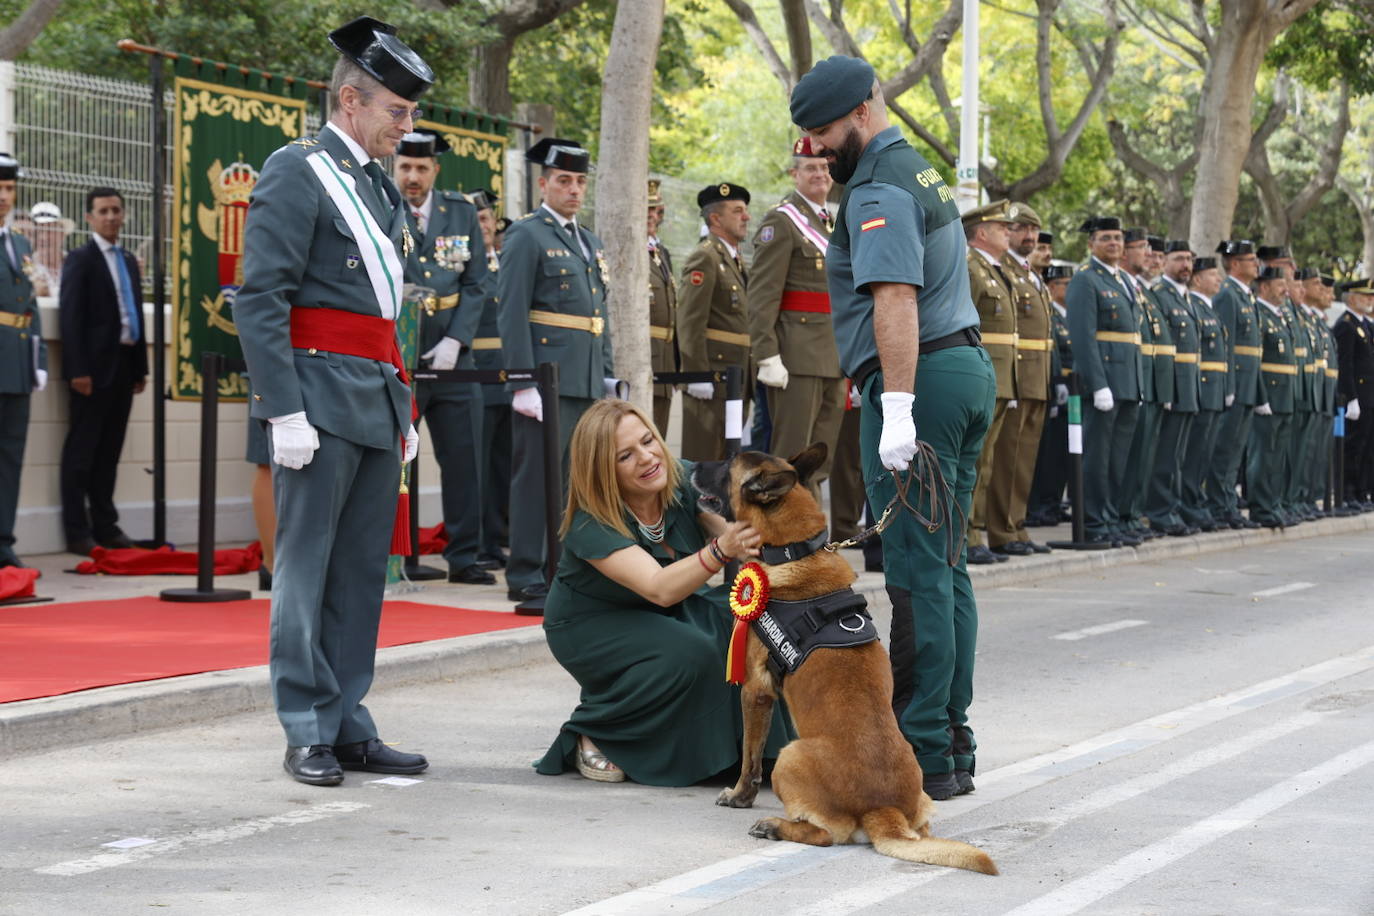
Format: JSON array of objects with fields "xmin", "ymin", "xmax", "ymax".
[{"xmin": 759, "ymin": 529, "xmax": 829, "ymax": 565}]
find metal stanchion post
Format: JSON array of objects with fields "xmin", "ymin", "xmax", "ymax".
[
  {"xmin": 1047, "ymin": 372, "xmax": 1110, "ymax": 550},
  {"xmin": 513, "ymin": 361, "xmax": 560, "ymax": 617},
  {"xmin": 724, "ymin": 366, "xmax": 743, "ymax": 457},
  {"xmin": 162, "ymin": 352, "xmax": 252, "ymax": 602},
  {"xmin": 1334, "ymin": 406, "xmax": 1347, "ymax": 513}
]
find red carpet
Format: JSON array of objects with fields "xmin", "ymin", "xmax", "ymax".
[{"xmin": 0, "ymin": 596, "xmax": 539, "ymax": 703}]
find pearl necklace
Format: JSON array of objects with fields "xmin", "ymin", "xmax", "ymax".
[{"xmin": 635, "ymin": 510, "xmax": 666, "ymax": 543}]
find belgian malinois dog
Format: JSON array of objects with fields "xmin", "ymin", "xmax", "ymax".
[{"xmin": 693, "ymin": 445, "xmax": 997, "ymax": 875}]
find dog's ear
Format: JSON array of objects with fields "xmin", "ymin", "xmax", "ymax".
[
  {"xmin": 788, "ymin": 443, "xmax": 829, "ymax": 486},
  {"xmin": 743, "ymin": 466, "xmax": 799, "ymax": 506}
]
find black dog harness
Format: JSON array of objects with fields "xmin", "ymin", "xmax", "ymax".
[{"xmin": 753, "ymin": 586, "xmax": 878, "ymax": 680}]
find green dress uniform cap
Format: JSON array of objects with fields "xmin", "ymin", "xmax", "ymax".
[
  {"xmin": 328, "ymin": 16, "xmax": 433, "ymax": 102},
  {"xmin": 1192, "ymin": 256, "xmax": 1218, "ymax": 272},
  {"xmin": 1165, "ymin": 239, "xmax": 1191, "ymax": 254},
  {"xmin": 1321, "ymin": 274, "xmax": 1336, "ymax": 288},
  {"xmin": 525, "ymin": 137, "xmax": 590, "ymax": 173},
  {"xmin": 647, "ymin": 178, "xmax": 664, "ymax": 207},
  {"xmin": 789, "ymin": 55, "xmax": 876, "ymax": 129},
  {"xmin": 1257, "ymin": 245, "xmax": 1290, "ymax": 262},
  {"xmin": 0, "ymin": 153, "xmax": 19, "ymax": 180},
  {"xmin": 1079, "ymin": 216, "xmax": 1121, "ymax": 233},
  {"xmin": 1257, "ymin": 266, "xmax": 1286, "ymax": 283},
  {"xmin": 697, "ymin": 183, "xmax": 750, "ymax": 208},
  {"xmin": 1122, "ymin": 226, "xmax": 1147, "ymax": 243},
  {"xmin": 1037, "ymin": 230, "xmax": 1053, "ymax": 244},
  {"xmin": 1216, "ymin": 239, "xmax": 1254, "ymax": 256},
  {"xmin": 466, "ymin": 188, "xmax": 497, "ymax": 211},
  {"xmin": 961, "ymin": 198, "xmax": 1013, "ymax": 226},
  {"xmin": 1295, "ymin": 267, "xmax": 1320, "ymax": 281},
  {"xmin": 395, "ymin": 129, "xmax": 449, "ymax": 158},
  {"xmin": 1043, "ymin": 264, "xmax": 1074, "ymax": 280},
  {"xmin": 1147, "ymin": 235, "xmax": 1166, "ymax": 252},
  {"xmin": 1007, "ymin": 201, "xmax": 1041, "ymax": 227}
]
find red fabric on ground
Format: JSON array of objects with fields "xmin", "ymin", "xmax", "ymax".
[
  {"xmin": 418, "ymin": 523, "xmax": 448, "ymax": 555},
  {"xmin": 0, "ymin": 567, "xmax": 40, "ymax": 601},
  {"xmin": 73, "ymin": 542, "xmax": 264, "ymax": 576},
  {"xmin": 0, "ymin": 596, "xmax": 539, "ymax": 703}
]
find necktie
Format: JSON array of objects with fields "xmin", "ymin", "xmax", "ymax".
[
  {"xmin": 819, "ymin": 209, "xmax": 831, "ymax": 230},
  {"xmin": 735, "ymin": 254, "xmax": 747, "ymax": 283},
  {"xmin": 0, "ymin": 231, "xmax": 14, "ymax": 273},
  {"xmin": 362, "ymin": 161, "xmax": 392, "ymax": 218},
  {"xmin": 113, "ymin": 246, "xmax": 141, "ymax": 342},
  {"xmin": 411, "ymin": 208, "xmax": 425, "ymax": 241}
]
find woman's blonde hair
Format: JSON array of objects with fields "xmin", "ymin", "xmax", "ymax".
[{"xmin": 559, "ymin": 399, "xmax": 681, "ymax": 538}]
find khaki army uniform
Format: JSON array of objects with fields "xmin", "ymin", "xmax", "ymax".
[
  {"xmin": 648, "ymin": 237, "xmax": 676, "ymax": 434},
  {"xmin": 966, "ymin": 247, "xmax": 1018, "ymax": 549},
  {"xmin": 988, "ymin": 252, "xmax": 1052, "ymax": 547},
  {"xmin": 747, "ymin": 190, "xmax": 843, "ymax": 490},
  {"xmin": 677, "ymin": 234, "xmax": 751, "ymax": 460}
]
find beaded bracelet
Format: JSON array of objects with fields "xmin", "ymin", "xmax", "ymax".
[
  {"xmin": 709, "ymin": 537, "xmax": 729, "ymax": 565},
  {"xmin": 697, "ymin": 547, "xmax": 718, "ymax": 572}
]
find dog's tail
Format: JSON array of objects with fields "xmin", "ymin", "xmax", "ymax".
[{"xmin": 861, "ymin": 808, "xmax": 998, "ymax": 875}]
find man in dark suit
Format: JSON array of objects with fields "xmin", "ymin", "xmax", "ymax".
[{"xmin": 58, "ymin": 187, "xmax": 147, "ymax": 555}]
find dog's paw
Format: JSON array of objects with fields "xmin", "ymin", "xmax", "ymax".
[
  {"xmin": 716, "ymin": 786, "xmax": 758, "ymax": 808},
  {"xmin": 748, "ymin": 818, "xmax": 782, "ymax": 840}
]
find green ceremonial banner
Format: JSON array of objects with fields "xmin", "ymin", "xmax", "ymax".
[
  {"xmin": 170, "ymin": 59, "xmax": 309, "ymax": 401},
  {"xmin": 416, "ymin": 102, "xmax": 508, "ymax": 199}
]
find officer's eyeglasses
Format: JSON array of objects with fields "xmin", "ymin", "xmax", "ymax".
[{"xmin": 381, "ymin": 105, "xmax": 424, "ymax": 123}]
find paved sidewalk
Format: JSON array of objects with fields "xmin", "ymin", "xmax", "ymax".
[{"xmin": 3, "ymin": 511, "xmax": 1371, "ymax": 759}]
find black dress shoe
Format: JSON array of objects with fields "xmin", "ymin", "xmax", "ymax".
[
  {"xmin": 990, "ymin": 541, "xmax": 1033, "ymax": 557},
  {"xmin": 333, "ymin": 738, "xmax": 428, "ymax": 775},
  {"xmin": 923, "ymin": 771, "xmax": 959, "ymax": 801},
  {"xmin": 475, "ymin": 552, "xmax": 507, "ymax": 570},
  {"xmin": 508, "ymin": 582, "xmax": 549, "ymax": 603},
  {"xmin": 66, "ymin": 537, "xmax": 97, "ymax": 556},
  {"xmin": 953, "ymin": 769, "xmax": 975, "ymax": 795},
  {"xmin": 97, "ymin": 531, "xmax": 135, "ymax": 549},
  {"xmin": 1238, "ymin": 517, "xmax": 1261, "ymax": 529},
  {"xmin": 1022, "ymin": 540, "xmax": 1052, "ymax": 554},
  {"xmin": 1150, "ymin": 523, "xmax": 1190, "ymax": 537},
  {"xmin": 449, "ymin": 564, "xmax": 497, "ymax": 585},
  {"xmin": 0, "ymin": 551, "xmax": 24, "ymax": 568},
  {"xmin": 967, "ymin": 545, "xmax": 999, "ymax": 566},
  {"xmin": 1084, "ymin": 533, "xmax": 1116, "ymax": 547},
  {"xmin": 1116, "ymin": 532, "xmax": 1142, "ymax": 547},
  {"xmin": 1199, "ymin": 521, "xmax": 1217, "ymax": 532},
  {"xmin": 258, "ymin": 566, "xmax": 272, "ymax": 591},
  {"xmin": 284, "ymin": 745, "xmax": 344, "ymax": 786}
]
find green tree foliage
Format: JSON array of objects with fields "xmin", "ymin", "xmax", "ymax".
[{"xmin": 1268, "ymin": 1, "xmax": 1374, "ymax": 95}]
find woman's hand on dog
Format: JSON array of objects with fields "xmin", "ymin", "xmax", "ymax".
[{"xmin": 718, "ymin": 522, "xmax": 761, "ymax": 560}]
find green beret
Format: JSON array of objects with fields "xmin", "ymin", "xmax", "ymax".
[{"xmin": 790, "ymin": 55, "xmax": 876, "ymax": 130}]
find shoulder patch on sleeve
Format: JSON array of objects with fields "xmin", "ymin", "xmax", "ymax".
[
  {"xmin": 758, "ymin": 225, "xmax": 774, "ymax": 243},
  {"xmin": 689, "ymin": 270, "xmax": 704, "ymax": 286},
  {"xmin": 860, "ymin": 217, "xmax": 887, "ymax": 232}
]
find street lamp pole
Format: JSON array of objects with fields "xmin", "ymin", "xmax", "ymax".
[{"xmin": 956, "ymin": 0, "xmax": 981, "ymax": 213}]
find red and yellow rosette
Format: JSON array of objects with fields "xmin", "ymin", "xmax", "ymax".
[{"xmin": 725, "ymin": 562, "xmax": 770, "ymax": 684}]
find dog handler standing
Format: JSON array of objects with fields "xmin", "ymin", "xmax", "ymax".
[{"xmin": 791, "ymin": 57, "xmax": 996, "ymax": 801}]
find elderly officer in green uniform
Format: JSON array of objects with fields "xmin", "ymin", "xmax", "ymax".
[
  {"xmin": 1066, "ymin": 216, "xmax": 1142, "ymax": 547},
  {"xmin": 1248, "ymin": 266, "xmax": 1297, "ymax": 527},
  {"xmin": 994, "ymin": 201, "xmax": 1053, "ymax": 555},
  {"xmin": 646, "ymin": 179, "xmax": 677, "ymax": 435},
  {"xmin": 1121, "ymin": 227, "xmax": 1173, "ymax": 541},
  {"xmin": 1206, "ymin": 239, "xmax": 1263, "ymax": 529},
  {"xmin": 677, "ymin": 183, "xmax": 751, "ymax": 461},
  {"xmin": 961, "ymin": 200, "xmax": 1016, "ymax": 566},
  {"xmin": 467, "ymin": 188, "xmax": 511, "ymax": 568},
  {"xmin": 792, "ymin": 56, "xmax": 995, "ymax": 800},
  {"xmin": 0, "ymin": 153, "xmax": 48, "ymax": 569},
  {"xmin": 394, "ymin": 129, "xmax": 493, "ymax": 585},
  {"xmin": 747, "ymin": 137, "xmax": 843, "ymax": 495},
  {"xmin": 235, "ymin": 17, "xmax": 430, "ymax": 785},
  {"xmin": 1146, "ymin": 241, "xmax": 1200, "ymax": 535},
  {"xmin": 498, "ymin": 137, "xmax": 613, "ymax": 609},
  {"xmin": 1181, "ymin": 256, "xmax": 1230, "ymax": 530},
  {"xmin": 1027, "ymin": 264, "xmax": 1074, "ymax": 527}
]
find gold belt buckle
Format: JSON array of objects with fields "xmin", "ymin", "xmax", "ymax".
[
  {"xmin": 424, "ymin": 296, "xmax": 437, "ymax": 317},
  {"xmin": 590, "ymin": 316, "xmax": 604, "ymax": 336}
]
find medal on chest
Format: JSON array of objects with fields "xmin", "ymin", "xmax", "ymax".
[
  {"xmin": 401, "ymin": 225, "xmax": 414, "ymax": 258},
  {"xmin": 433, "ymin": 235, "xmax": 472, "ymax": 271}
]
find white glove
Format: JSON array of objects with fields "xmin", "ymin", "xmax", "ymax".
[
  {"xmin": 403, "ymin": 424, "xmax": 419, "ymax": 463},
  {"xmin": 34, "ymin": 368, "xmax": 47, "ymax": 392},
  {"xmin": 1007, "ymin": 399, "xmax": 1019, "ymax": 410},
  {"xmin": 1093, "ymin": 387, "xmax": 1115, "ymax": 412},
  {"xmin": 878, "ymin": 392, "xmax": 918, "ymax": 471},
  {"xmin": 1347, "ymin": 398, "xmax": 1362, "ymax": 421},
  {"xmin": 1049, "ymin": 405, "xmax": 1059, "ymax": 418},
  {"xmin": 1055, "ymin": 383, "xmax": 1068, "ymax": 406},
  {"xmin": 1163, "ymin": 402, "xmax": 1172, "ymax": 411},
  {"xmin": 848, "ymin": 384, "xmax": 863, "ymax": 409},
  {"xmin": 1225, "ymin": 393, "xmax": 1236, "ymax": 408},
  {"xmin": 268, "ymin": 411, "xmax": 320, "ymax": 470},
  {"xmin": 421, "ymin": 336, "xmax": 462, "ymax": 371},
  {"xmin": 756, "ymin": 354, "xmax": 789, "ymax": 389},
  {"xmin": 604, "ymin": 377, "xmax": 629, "ymax": 399},
  {"xmin": 1255, "ymin": 402, "xmax": 1273, "ymax": 416},
  {"xmin": 686, "ymin": 381, "xmax": 715, "ymax": 400},
  {"xmin": 512, "ymin": 387, "xmax": 543, "ymax": 421}
]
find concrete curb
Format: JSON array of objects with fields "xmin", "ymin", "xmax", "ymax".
[{"xmin": 3, "ymin": 512, "xmax": 1370, "ymax": 759}]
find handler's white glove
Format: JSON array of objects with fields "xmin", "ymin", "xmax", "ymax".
[
  {"xmin": 1225, "ymin": 393, "xmax": 1236, "ymax": 408},
  {"xmin": 604, "ymin": 377, "xmax": 629, "ymax": 399},
  {"xmin": 686, "ymin": 381, "xmax": 715, "ymax": 400},
  {"xmin": 33, "ymin": 369, "xmax": 47, "ymax": 392},
  {"xmin": 403, "ymin": 424, "xmax": 419, "ymax": 464},
  {"xmin": 1255, "ymin": 402, "xmax": 1273, "ymax": 417},
  {"xmin": 1049, "ymin": 405, "xmax": 1059, "ymax": 418},
  {"xmin": 512, "ymin": 387, "xmax": 543, "ymax": 422},
  {"xmin": 1347, "ymin": 398, "xmax": 1362, "ymax": 421},
  {"xmin": 848, "ymin": 384, "xmax": 863, "ymax": 409},
  {"xmin": 421, "ymin": 336, "xmax": 462, "ymax": 371},
  {"xmin": 1007, "ymin": 399, "xmax": 1019, "ymax": 410},
  {"xmin": 1093, "ymin": 387, "xmax": 1115, "ymax": 412},
  {"xmin": 756, "ymin": 355, "xmax": 789, "ymax": 389},
  {"xmin": 878, "ymin": 392, "xmax": 918, "ymax": 471},
  {"xmin": 268, "ymin": 411, "xmax": 319, "ymax": 470},
  {"xmin": 1163, "ymin": 402, "xmax": 1173, "ymax": 411},
  {"xmin": 1055, "ymin": 383, "xmax": 1069, "ymax": 406}
]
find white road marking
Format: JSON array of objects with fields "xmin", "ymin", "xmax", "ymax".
[
  {"xmin": 1051, "ymin": 619, "xmax": 1149, "ymax": 641},
  {"xmin": 368, "ymin": 776, "xmax": 422, "ymax": 786},
  {"xmin": 100, "ymin": 837, "xmax": 156, "ymax": 850},
  {"xmin": 35, "ymin": 801, "xmax": 369, "ymax": 877},
  {"xmin": 557, "ymin": 644, "xmax": 1374, "ymax": 916},
  {"xmin": 1002, "ymin": 738, "xmax": 1374, "ymax": 916},
  {"xmin": 1251, "ymin": 581, "xmax": 1315, "ymax": 598}
]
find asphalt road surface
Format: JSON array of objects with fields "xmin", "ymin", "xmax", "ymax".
[{"xmin": 3, "ymin": 532, "xmax": 1373, "ymax": 915}]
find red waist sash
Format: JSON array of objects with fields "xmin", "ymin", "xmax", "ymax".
[
  {"xmin": 289, "ymin": 308, "xmax": 408, "ymax": 385},
  {"xmin": 780, "ymin": 290, "xmax": 831, "ymax": 313}
]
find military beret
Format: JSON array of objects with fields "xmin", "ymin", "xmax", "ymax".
[
  {"xmin": 792, "ymin": 136, "xmax": 823, "ymax": 158},
  {"xmin": 1164, "ymin": 239, "xmax": 1191, "ymax": 254},
  {"xmin": 961, "ymin": 199, "xmax": 1013, "ymax": 226},
  {"xmin": 526, "ymin": 137, "xmax": 591, "ymax": 173},
  {"xmin": 1037, "ymin": 231, "xmax": 1053, "ymax": 245},
  {"xmin": 1340, "ymin": 277, "xmax": 1374, "ymax": 295},
  {"xmin": 698, "ymin": 182, "xmax": 750, "ymax": 208},
  {"xmin": 466, "ymin": 188, "xmax": 497, "ymax": 211},
  {"xmin": 1192, "ymin": 256, "xmax": 1218, "ymax": 272},
  {"xmin": 1122, "ymin": 227, "xmax": 1147, "ymax": 244},
  {"xmin": 1006, "ymin": 201, "xmax": 1041, "ymax": 227},
  {"xmin": 1216, "ymin": 239, "xmax": 1254, "ymax": 256},
  {"xmin": 1256, "ymin": 266, "xmax": 1286, "ymax": 283},
  {"xmin": 1043, "ymin": 264, "xmax": 1074, "ymax": 281},
  {"xmin": 328, "ymin": 16, "xmax": 433, "ymax": 102},
  {"xmin": 395, "ymin": 129, "xmax": 449, "ymax": 159},
  {"xmin": 1079, "ymin": 216, "xmax": 1121, "ymax": 233},
  {"xmin": 789, "ymin": 55, "xmax": 877, "ymax": 130},
  {"xmin": 1321, "ymin": 274, "xmax": 1336, "ymax": 287},
  {"xmin": 0, "ymin": 152, "xmax": 20, "ymax": 181},
  {"xmin": 1147, "ymin": 235, "xmax": 1166, "ymax": 252},
  {"xmin": 1295, "ymin": 267, "xmax": 1320, "ymax": 281},
  {"xmin": 647, "ymin": 178, "xmax": 664, "ymax": 208},
  {"xmin": 1257, "ymin": 245, "xmax": 1290, "ymax": 261}
]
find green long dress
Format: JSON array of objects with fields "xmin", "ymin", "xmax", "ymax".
[{"xmin": 535, "ymin": 462, "xmax": 794, "ymax": 786}]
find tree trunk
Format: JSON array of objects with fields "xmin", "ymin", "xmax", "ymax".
[
  {"xmin": 469, "ymin": 38, "xmax": 516, "ymax": 116},
  {"xmin": 1337, "ymin": 176, "xmax": 1374, "ymax": 278},
  {"xmin": 597, "ymin": 0, "xmax": 664, "ymax": 415},
  {"xmin": 0, "ymin": 0, "xmax": 66, "ymax": 59}
]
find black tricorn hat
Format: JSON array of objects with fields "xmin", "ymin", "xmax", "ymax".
[
  {"xmin": 1340, "ymin": 277, "xmax": 1374, "ymax": 295},
  {"xmin": 1321, "ymin": 274, "xmax": 1336, "ymax": 287},
  {"xmin": 328, "ymin": 17, "xmax": 433, "ymax": 102},
  {"xmin": 495, "ymin": 216, "xmax": 512, "ymax": 233},
  {"xmin": 698, "ymin": 182, "xmax": 750, "ymax": 208},
  {"xmin": 466, "ymin": 188, "xmax": 498, "ymax": 211},
  {"xmin": 1037, "ymin": 230, "xmax": 1053, "ymax": 245},
  {"xmin": 1147, "ymin": 235, "xmax": 1166, "ymax": 252},
  {"xmin": 1257, "ymin": 244, "xmax": 1290, "ymax": 262},
  {"xmin": 395, "ymin": 129, "xmax": 450, "ymax": 159},
  {"xmin": 1295, "ymin": 267, "xmax": 1320, "ymax": 281},
  {"xmin": 1043, "ymin": 264, "xmax": 1074, "ymax": 281},
  {"xmin": 1216, "ymin": 239, "xmax": 1254, "ymax": 256},
  {"xmin": 0, "ymin": 152, "xmax": 19, "ymax": 181},
  {"xmin": 526, "ymin": 137, "xmax": 591, "ymax": 173},
  {"xmin": 1164, "ymin": 239, "xmax": 1191, "ymax": 254},
  {"xmin": 1079, "ymin": 216, "xmax": 1121, "ymax": 233},
  {"xmin": 1192, "ymin": 256, "xmax": 1218, "ymax": 272},
  {"xmin": 1122, "ymin": 226, "xmax": 1147, "ymax": 243},
  {"xmin": 1257, "ymin": 266, "xmax": 1286, "ymax": 283}
]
